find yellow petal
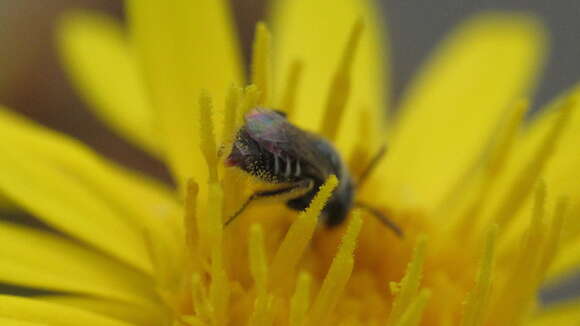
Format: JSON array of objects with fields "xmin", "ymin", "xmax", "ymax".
[
  {"xmin": 270, "ymin": 0, "xmax": 388, "ymax": 155},
  {"xmin": 40, "ymin": 295, "xmax": 166, "ymax": 326},
  {"xmin": 550, "ymin": 243, "xmax": 580, "ymax": 284},
  {"xmin": 0, "ymin": 222, "xmax": 157, "ymax": 307},
  {"xmin": 0, "ymin": 317, "xmax": 46, "ymax": 326},
  {"xmin": 0, "ymin": 108, "xmax": 183, "ymax": 274},
  {"xmin": 383, "ymin": 13, "xmax": 546, "ymax": 211},
  {"xmin": 0, "ymin": 295, "xmax": 132, "ymax": 326},
  {"xmin": 57, "ymin": 11, "xmax": 160, "ymax": 156},
  {"xmin": 126, "ymin": 0, "xmax": 243, "ymax": 188},
  {"xmin": 528, "ymin": 301, "xmax": 580, "ymax": 326}
]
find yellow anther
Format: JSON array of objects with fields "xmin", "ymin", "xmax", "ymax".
[
  {"xmin": 321, "ymin": 20, "xmax": 364, "ymax": 141},
  {"xmin": 279, "ymin": 60, "xmax": 304, "ymax": 118},
  {"xmin": 393, "ymin": 289, "xmax": 431, "ymax": 326},
  {"xmin": 184, "ymin": 179, "xmax": 199, "ymax": 263},
  {"xmin": 238, "ymin": 84, "xmax": 261, "ymax": 126},
  {"xmin": 222, "ymin": 85, "xmax": 242, "ymax": 145},
  {"xmin": 306, "ymin": 212, "xmax": 363, "ymax": 326},
  {"xmin": 537, "ymin": 197, "xmax": 568, "ymax": 282},
  {"xmin": 269, "ymin": 175, "xmax": 339, "ymax": 291},
  {"xmin": 249, "ymin": 224, "xmax": 269, "ymax": 293},
  {"xmin": 460, "ymin": 225, "xmax": 498, "ymax": 326},
  {"xmin": 252, "ymin": 22, "xmax": 272, "ymax": 106},
  {"xmin": 199, "ymin": 91, "xmax": 219, "ymax": 182},
  {"xmin": 209, "ymin": 244, "xmax": 229, "ymax": 326},
  {"xmin": 491, "ymin": 183, "xmax": 549, "ymax": 325},
  {"xmin": 387, "ymin": 235, "xmax": 427, "ymax": 326},
  {"xmin": 290, "ymin": 271, "xmax": 312, "ymax": 326},
  {"xmin": 191, "ymin": 273, "xmax": 212, "ymax": 322}
]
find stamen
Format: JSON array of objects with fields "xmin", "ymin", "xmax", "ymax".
[
  {"xmin": 249, "ymin": 224, "xmax": 275, "ymax": 325},
  {"xmin": 306, "ymin": 212, "xmax": 363, "ymax": 325},
  {"xmin": 536, "ymin": 197, "xmax": 568, "ymax": 282},
  {"xmin": 269, "ymin": 175, "xmax": 339, "ymax": 291},
  {"xmin": 209, "ymin": 245, "xmax": 229, "ymax": 326},
  {"xmin": 460, "ymin": 225, "xmax": 498, "ymax": 326},
  {"xmin": 252, "ymin": 22, "xmax": 272, "ymax": 106},
  {"xmin": 493, "ymin": 95, "xmax": 575, "ymax": 230},
  {"xmin": 199, "ymin": 91, "xmax": 219, "ymax": 182},
  {"xmin": 201, "ymin": 180, "xmax": 229, "ymax": 326},
  {"xmin": 222, "ymin": 85, "xmax": 242, "ymax": 145},
  {"xmin": 320, "ymin": 20, "xmax": 364, "ymax": 141},
  {"xmin": 290, "ymin": 272, "xmax": 312, "ymax": 326},
  {"xmin": 191, "ymin": 273, "xmax": 211, "ymax": 322},
  {"xmin": 279, "ymin": 60, "xmax": 304, "ymax": 118},
  {"xmin": 490, "ymin": 182, "xmax": 548, "ymax": 325},
  {"xmin": 184, "ymin": 179, "xmax": 200, "ymax": 265},
  {"xmin": 387, "ymin": 236, "xmax": 427, "ymax": 326},
  {"xmin": 249, "ymin": 224, "xmax": 269, "ymax": 293},
  {"xmin": 393, "ymin": 289, "xmax": 431, "ymax": 326},
  {"xmin": 239, "ymin": 85, "xmax": 260, "ymax": 124}
]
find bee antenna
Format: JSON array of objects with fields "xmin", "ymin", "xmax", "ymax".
[
  {"xmin": 354, "ymin": 201, "xmax": 403, "ymax": 237},
  {"xmin": 356, "ymin": 144, "xmax": 387, "ymax": 188}
]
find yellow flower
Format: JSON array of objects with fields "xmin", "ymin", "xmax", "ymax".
[{"xmin": 0, "ymin": 0, "xmax": 579, "ymax": 325}]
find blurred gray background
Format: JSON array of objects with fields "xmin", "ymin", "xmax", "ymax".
[{"xmin": 0, "ymin": 0, "xmax": 578, "ymax": 304}]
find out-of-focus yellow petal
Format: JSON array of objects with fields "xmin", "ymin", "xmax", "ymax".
[
  {"xmin": 0, "ymin": 108, "xmax": 183, "ymax": 274},
  {"xmin": 126, "ymin": 0, "xmax": 243, "ymax": 189},
  {"xmin": 528, "ymin": 301, "xmax": 580, "ymax": 326},
  {"xmin": 383, "ymin": 13, "xmax": 546, "ymax": 211},
  {"xmin": 0, "ymin": 317, "xmax": 46, "ymax": 326},
  {"xmin": 41, "ymin": 296, "xmax": 166, "ymax": 326},
  {"xmin": 0, "ymin": 295, "xmax": 132, "ymax": 326},
  {"xmin": 57, "ymin": 11, "xmax": 160, "ymax": 156},
  {"xmin": 270, "ymin": 0, "xmax": 388, "ymax": 155},
  {"xmin": 0, "ymin": 222, "xmax": 157, "ymax": 307}
]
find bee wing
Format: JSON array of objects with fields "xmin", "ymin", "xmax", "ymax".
[{"xmin": 245, "ymin": 108, "xmax": 334, "ymax": 178}]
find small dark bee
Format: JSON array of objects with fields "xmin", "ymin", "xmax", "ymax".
[{"xmin": 224, "ymin": 108, "xmax": 402, "ymax": 236}]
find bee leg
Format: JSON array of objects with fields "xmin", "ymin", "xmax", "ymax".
[
  {"xmin": 354, "ymin": 202, "xmax": 403, "ymax": 237},
  {"xmin": 224, "ymin": 179, "xmax": 314, "ymax": 227},
  {"xmin": 356, "ymin": 144, "xmax": 387, "ymax": 188}
]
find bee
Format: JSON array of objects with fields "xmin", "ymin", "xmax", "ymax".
[{"xmin": 224, "ymin": 108, "xmax": 402, "ymax": 236}]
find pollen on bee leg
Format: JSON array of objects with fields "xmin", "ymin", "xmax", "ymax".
[
  {"xmin": 321, "ymin": 19, "xmax": 364, "ymax": 141},
  {"xmin": 269, "ymin": 175, "xmax": 339, "ymax": 292},
  {"xmin": 252, "ymin": 22, "xmax": 272, "ymax": 106},
  {"xmin": 306, "ymin": 211, "xmax": 363, "ymax": 326}
]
